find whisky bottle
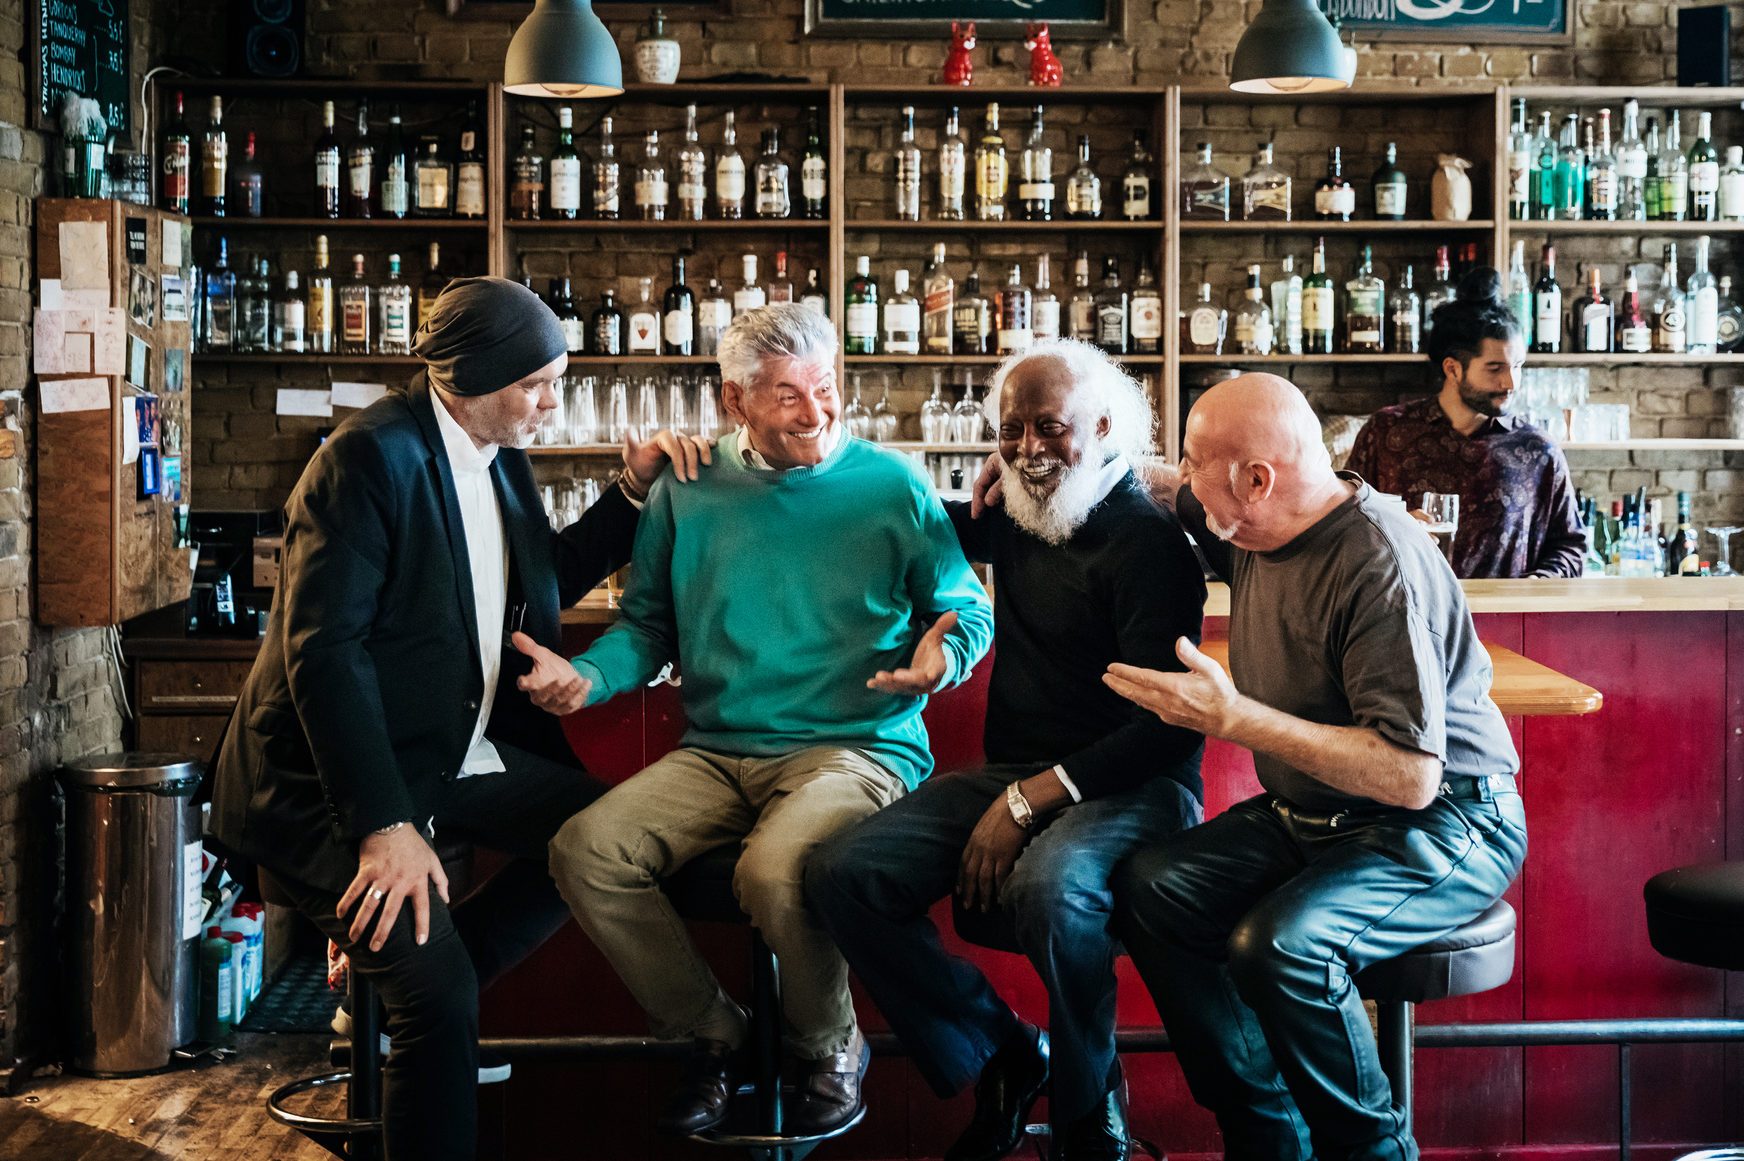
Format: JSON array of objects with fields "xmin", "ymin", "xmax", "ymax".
[
  {"xmin": 417, "ymin": 242, "xmax": 446, "ymax": 332},
  {"xmin": 1312, "ymin": 147, "xmax": 1353, "ymax": 222},
  {"xmin": 1616, "ymin": 268, "xmax": 1651, "ymax": 353},
  {"xmin": 1343, "ymin": 244, "xmax": 1385, "ymax": 354},
  {"xmin": 1232, "ymin": 267, "xmax": 1273, "ymax": 356},
  {"xmin": 768, "ymin": 250, "xmax": 795, "ymax": 305},
  {"xmin": 801, "ymin": 106, "xmax": 828, "ymax": 219},
  {"xmin": 1572, "ymin": 267, "xmax": 1613, "ymax": 354},
  {"xmin": 894, "ymin": 106, "xmax": 922, "ymax": 222},
  {"xmin": 1068, "ymin": 252, "xmax": 1096, "ymax": 342},
  {"xmin": 1182, "ymin": 283, "xmax": 1226, "ymax": 356},
  {"xmin": 552, "ymin": 276, "xmax": 585, "ymax": 354},
  {"xmin": 716, "ymin": 111, "xmax": 745, "ymax": 220},
  {"xmin": 1121, "ymin": 131, "xmax": 1154, "ymax": 220},
  {"xmin": 755, "ymin": 128, "xmax": 791, "ymax": 219},
  {"xmin": 549, "ymin": 107, "xmax": 583, "ymax": 220},
  {"xmin": 1302, "ymin": 238, "xmax": 1335, "ymax": 354},
  {"xmin": 1130, "ymin": 258, "xmax": 1163, "ymax": 354},
  {"xmin": 1242, "ymin": 143, "xmax": 1290, "ymax": 221},
  {"xmin": 593, "ymin": 116, "xmax": 620, "ymax": 220},
  {"xmin": 885, "ymin": 269, "xmax": 922, "ymax": 355},
  {"xmin": 697, "ymin": 279, "xmax": 731, "ymax": 355},
  {"xmin": 1093, "ymin": 256, "xmax": 1128, "ymax": 354},
  {"xmin": 379, "ymin": 106, "xmax": 410, "ymax": 219},
  {"xmin": 1389, "ymin": 265, "xmax": 1422, "ymax": 355},
  {"xmin": 677, "ymin": 104, "xmax": 709, "ymax": 221},
  {"xmin": 511, "ymin": 124, "xmax": 544, "ymax": 221},
  {"xmin": 201, "ymin": 96, "xmax": 228, "ymax": 216},
  {"xmin": 1066, "ymin": 135, "xmax": 1101, "ymax": 220},
  {"xmin": 953, "ymin": 267, "xmax": 991, "ymax": 355},
  {"xmin": 340, "ymin": 252, "xmax": 372, "ymax": 354},
  {"xmin": 938, "ymin": 106, "xmax": 968, "ymax": 221},
  {"xmin": 413, "ymin": 136, "xmax": 453, "ymax": 218},
  {"xmin": 308, "ymin": 235, "xmax": 334, "ymax": 354},
  {"xmin": 1370, "ymin": 142, "xmax": 1407, "ymax": 221},
  {"xmin": 1032, "ymin": 253, "xmax": 1060, "ymax": 341},
  {"xmin": 345, "ymin": 101, "xmax": 374, "ymax": 219},
  {"xmin": 1180, "ymin": 142, "xmax": 1229, "ymax": 221},
  {"xmin": 456, "ymin": 101, "xmax": 486, "ymax": 220},
  {"xmin": 313, "ymin": 99, "xmax": 339, "ymax": 219},
  {"xmin": 1017, "ymin": 106, "xmax": 1054, "ymax": 222},
  {"xmin": 923, "ymin": 243, "xmax": 954, "ymax": 354},
  {"xmin": 846, "ymin": 256, "xmax": 880, "ymax": 355},
  {"xmin": 591, "ymin": 288, "xmax": 625, "ymax": 356},
  {"xmin": 995, "ymin": 265, "xmax": 1033, "ymax": 355},
  {"xmin": 975, "ymin": 103, "xmax": 1009, "ymax": 221},
  {"xmin": 636, "ymin": 130, "xmax": 669, "ymax": 221},
  {"xmin": 377, "ymin": 253, "xmax": 413, "ymax": 356}
]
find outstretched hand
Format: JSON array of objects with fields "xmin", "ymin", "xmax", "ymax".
[
  {"xmin": 1103, "ymin": 636, "xmax": 1241, "ymax": 739},
  {"xmin": 511, "ymin": 630, "xmax": 592, "ymax": 716},
  {"xmin": 868, "ymin": 611, "xmax": 960, "ymax": 695}
]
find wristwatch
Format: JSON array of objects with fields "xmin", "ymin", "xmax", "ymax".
[{"xmin": 1005, "ymin": 782, "xmax": 1035, "ymax": 830}]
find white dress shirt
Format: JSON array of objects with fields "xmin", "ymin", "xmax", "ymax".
[{"xmin": 431, "ymin": 394, "xmax": 509, "ymax": 777}]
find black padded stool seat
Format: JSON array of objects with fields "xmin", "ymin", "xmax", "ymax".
[
  {"xmin": 666, "ymin": 843, "xmax": 747, "ymax": 925},
  {"xmin": 951, "ymin": 897, "xmax": 1023, "ymax": 955},
  {"xmin": 1355, "ymin": 898, "xmax": 1518, "ymax": 1003},
  {"xmin": 1645, "ymin": 862, "xmax": 1744, "ymax": 971}
]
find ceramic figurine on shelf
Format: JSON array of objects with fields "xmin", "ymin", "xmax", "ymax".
[
  {"xmin": 1024, "ymin": 23, "xmax": 1063, "ymax": 87},
  {"xmin": 941, "ymin": 21, "xmax": 976, "ymax": 87},
  {"xmin": 634, "ymin": 8, "xmax": 681, "ymax": 84}
]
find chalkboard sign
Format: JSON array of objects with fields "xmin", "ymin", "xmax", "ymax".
[
  {"xmin": 1325, "ymin": 0, "xmax": 1569, "ymax": 42},
  {"xmin": 32, "ymin": 0, "xmax": 131, "ymax": 137},
  {"xmin": 806, "ymin": 0, "xmax": 1122, "ymax": 38}
]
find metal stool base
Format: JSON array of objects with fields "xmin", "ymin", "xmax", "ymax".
[
  {"xmin": 1672, "ymin": 1151, "xmax": 1744, "ymax": 1160},
  {"xmin": 691, "ymin": 1102, "xmax": 866, "ymax": 1161},
  {"xmin": 267, "ymin": 1070, "xmax": 384, "ymax": 1160}
]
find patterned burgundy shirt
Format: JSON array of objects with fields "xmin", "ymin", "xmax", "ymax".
[{"xmin": 1344, "ymin": 395, "xmax": 1586, "ymax": 579}]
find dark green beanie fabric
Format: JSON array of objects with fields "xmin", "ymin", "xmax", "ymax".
[{"xmin": 412, "ymin": 276, "xmax": 566, "ymax": 396}]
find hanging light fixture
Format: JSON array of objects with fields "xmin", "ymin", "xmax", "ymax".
[
  {"xmin": 504, "ymin": 0, "xmax": 624, "ymax": 99},
  {"xmin": 1229, "ymin": 0, "xmax": 1353, "ymax": 94}
]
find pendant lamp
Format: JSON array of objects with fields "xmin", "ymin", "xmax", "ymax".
[
  {"xmin": 504, "ymin": 0, "xmax": 624, "ymax": 99},
  {"xmin": 1229, "ymin": 0, "xmax": 1354, "ymax": 94}
]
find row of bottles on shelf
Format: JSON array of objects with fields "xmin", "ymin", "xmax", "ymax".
[
  {"xmin": 512, "ymin": 105, "xmax": 827, "ymax": 222},
  {"xmin": 1181, "ymin": 142, "xmax": 1416, "ymax": 223},
  {"xmin": 1581, "ymin": 489, "xmax": 1737, "ymax": 577},
  {"xmin": 1507, "ymin": 97, "xmax": 1744, "ymax": 223},
  {"xmin": 1511, "ymin": 238, "xmax": 1743, "ymax": 354},
  {"xmin": 161, "ymin": 94, "xmax": 487, "ymax": 220}
]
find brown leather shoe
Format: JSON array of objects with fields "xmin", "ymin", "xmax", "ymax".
[
  {"xmin": 786, "ymin": 1028, "xmax": 871, "ymax": 1136},
  {"xmin": 656, "ymin": 1038, "xmax": 741, "ymax": 1136}
]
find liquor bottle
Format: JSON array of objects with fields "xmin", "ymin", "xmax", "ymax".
[
  {"xmin": 1370, "ymin": 142, "xmax": 1407, "ymax": 221},
  {"xmin": 715, "ymin": 111, "xmax": 745, "ymax": 220},
  {"xmin": 1302, "ymin": 238, "xmax": 1335, "ymax": 354},
  {"xmin": 1686, "ymin": 234, "xmax": 1719, "ymax": 353},
  {"xmin": 677, "ymin": 104, "xmax": 708, "ymax": 221},
  {"xmin": 1068, "ymin": 252, "xmax": 1096, "ymax": 342},
  {"xmin": 1232, "ymin": 266, "xmax": 1274, "ymax": 356},
  {"xmin": 593, "ymin": 116, "xmax": 620, "ymax": 220},
  {"xmin": 591, "ymin": 288, "xmax": 625, "ymax": 356},
  {"xmin": 1180, "ymin": 142, "xmax": 1230, "ymax": 221},
  {"xmin": 1586, "ymin": 108, "xmax": 1617, "ymax": 221},
  {"xmin": 733, "ymin": 254, "xmax": 766, "ymax": 315},
  {"xmin": 1243, "ymin": 143, "xmax": 1290, "ymax": 221},
  {"xmin": 662, "ymin": 255, "xmax": 695, "ymax": 356},
  {"xmin": 801, "ymin": 106, "xmax": 827, "ymax": 219},
  {"xmin": 697, "ymin": 279, "xmax": 731, "ymax": 355},
  {"xmin": 1389, "ymin": 265, "xmax": 1422, "ymax": 355},
  {"xmin": 1313, "ymin": 147, "xmax": 1354, "ymax": 222},
  {"xmin": 379, "ymin": 106, "xmax": 410, "ymax": 219},
  {"xmin": 1506, "ymin": 97, "xmax": 1531, "ymax": 220},
  {"xmin": 549, "ymin": 278, "xmax": 584, "ymax": 354},
  {"xmin": 1504, "ymin": 239, "xmax": 1532, "ymax": 347},
  {"xmin": 340, "ymin": 253, "xmax": 372, "ymax": 354},
  {"xmin": 1689, "ymin": 110, "xmax": 1720, "ymax": 222},
  {"xmin": 308, "ymin": 235, "xmax": 334, "ymax": 354},
  {"xmin": 201, "ymin": 96, "xmax": 228, "ymax": 216},
  {"xmin": 203, "ymin": 238, "xmax": 236, "ymax": 352},
  {"xmin": 1130, "ymin": 257, "xmax": 1163, "ymax": 354},
  {"xmin": 846, "ymin": 256, "xmax": 880, "ymax": 355},
  {"xmin": 413, "ymin": 136, "xmax": 453, "ymax": 218},
  {"xmin": 1643, "ymin": 116, "xmax": 1663, "ymax": 220},
  {"xmin": 1573, "ymin": 268, "xmax": 1613, "ymax": 353},
  {"xmin": 894, "ymin": 105, "xmax": 922, "ymax": 221},
  {"xmin": 346, "ymin": 101, "xmax": 374, "ymax": 219},
  {"xmin": 1182, "ymin": 283, "xmax": 1226, "ymax": 356},
  {"xmin": 550, "ymin": 108, "xmax": 583, "ymax": 220},
  {"xmin": 274, "ymin": 270, "xmax": 306, "ymax": 353},
  {"xmin": 1121, "ymin": 131, "xmax": 1154, "ymax": 220},
  {"xmin": 938, "ymin": 106, "xmax": 968, "ymax": 221},
  {"xmin": 1531, "ymin": 111, "xmax": 1557, "ymax": 220},
  {"xmin": 378, "ymin": 253, "xmax": 413, "ymax": 356},
  {"xmin": 1032, "ymin": 253, "xmax": 1060, "ymax": 341},
  {"xmin": 1657, "ymin": 110, "xmax": 1688, "ymax": 222},
  {"xmin": 1717, "ymin": 274, "xmax": 1743, "ymax": 351},
  {"xmin": 1343, "ymin": 244, "xmax": 1385, "ymax": 354},
  {"xmin": 1270, "ymin": 255, "xmax": 1303, "ymax": 356},
  {"xmin": 511, "ymin": 124, "xmax": 544, "ymax": 221},
  {"xmin": 1669, "ymin": 492, "xmax": 1700, "ymax": 576},
  {"xmin": 314, "ymin": 99, "xmax": 340, "ymax": 219},
  {"xmin": 636, "ymin": 130, "xmax": 669, "ymax": 221},
  {"xmin": 456, "ymin": 101, "xmax": 486, "ymax": 220},
  {"xmin": 1531, "ymin": 243, "xmax": 1562, "ymax": 353},
  {"xmin": 1093, "ymin": 256, "xmax": 1128, "ymax": 355},
  {"xmin": 974, "ymin": 103, "xmax": 1009, "ymax": 221},
  {"xmin": 923, "ymin": 243, "xmax": 954, "ymax": 354},
  {"xmin": 1654, "ymin": 243, "xmax": 1686, "ymax": 352},
  {"xmin": 628, "ymin": 277, "xmax": 660, "ymax": 354},
  {"xmin": 886, "ymin": 269, "xmax": 922, "ymax": 355},
  {"xmin": 1721, "ymin": 146, "xmax": 1744, "ymax": 221},
  {"xmin": 754, "ymin": 128, "xmax": 791, "ymax": 219},
  {"xmin": 801, "ymin": 268, "xmax": 828, "ymax": 315},
  {"xmin": 953, "ymin": 267, "xmax": 991, "ymax": 355},
  {"xmin": 232, "ymin": 132, "xmax": 264, "ymax": 218},
  {"xmin": 1616, "ymin": 268, "xmax": 1651, "ymax": 353},
  {"xmin": 1553, "ymin": 113, "xmax": 1584, "ymax": 220},
  {"xmin": 161, "ymin": 90, "xmax": 191, "ymax": 214},
  {"xmin": 239, "ymin": 256, "xmax": 270, "ymax": 351},
  {"xmin": 768, "ymin": 250, "xmax": 795, "ymax": 305},
  {"xmin": 1066, "ymin": 135, "xmax": 1101, "ymax": 220},
  {"xmin": 417, "ymin": 242, "xmax": 446, "ymax": 330},
  {"xmin": 1616, "ymin": 99, "xmax": 1647, "ymax": 221},
  {"xmin": 1017, "ymin": 106, "xmax": 1055, "ymax": 222}
]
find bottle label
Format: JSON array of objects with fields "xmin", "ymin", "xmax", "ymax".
[
  {"xmin": 1302, "ymin": 287, "xmax": 1333, "ymax": 333},
  {"xmin": 700, "ymin": 301, "xmax": 732, "ymax": 333},
  {"xmin": 924, "ymin": 287, "xmax": 954, "ymax": 351},
  {"xmin": 1656, "ymin": 305, "xmax": 1685, "ymax": 351},
  {"xmin": 1069, "ymin": 299, "xmax": 1095, "ymax": 339},
  {"xmin": 680, "ymin": 158, "xmax": 707, "ymax": 205},
  {"xmin": 1067, "ymin": 180, "xmax": 1101, "ymax": 217},
  {"xmin": 1691, "ymin": 287, "xmax": 1719, "ymax": 346},
  {"xmin": 1618, "ymin": 149, "xmax": 1647, "ymax": 180},
  {"xmin": 802, "ymin": 157, "xmax": 826, "ymax": 200},
  {"xmin": 460, "ymin": 131, "xmax": 476, "ymax": 153},
  {"xmin": 1375, "ymin": 181, "xmax": 1407, "ymax": 216},
  {"xmin": 716, "ymin": 158, "xmax": 746, "ymax": 203},
  {"xmin": 1692, "ymin": 160, "xmax": 1720, "ymax": 193},
  {"xmin": 1188, "ymin": 183, "xmax": 1228, "ymax": 215},
  {"xmin": 847, "ymin": 301, "xmax": 879, "ymax": 338},
  {"xmin": 163, "ymin": 145, "xmax": 189, "ymax": 202},
  {"xmin": 348, "ymin": 156, "xmax": 371, "ymax": 199},
  {"xmin": 560, "ymin": 318, "xmax": 586, "ymax": 352},
  {"xmin": 315, "ymin": 151, "xmax": 339, "ymax": 192},
  {"xmin": 1620, "ymin": 322, "xmax": 1652, "ymax": 352},
  {"xmin": 978, "ymin": 155, "xmax": 1009, "ymax": 201},
  {"xmin": 1722, "ymin": 172, "xmax": 1744, "ymax": 218},
  {"xmin": 342, "ymin": 299, "xmax": 368, "ymax": 344},
  {"xmin": 457, "ymin": 164, "xmax": 485, "ymax": 216},
  {"xmin": 383, "ymin": 300, "xmax": 410, "ymax": 345},
  {"xmin": 594, "ymin": 164, "xmax": 619, "ymax": 214},
  {"xmin": 552, "ymin": 160, "xmax": 583, "ymax": 210},
  {"xmin": 594, "ymin": 317, "xmax": 621, "ymax": 352},
  {"xmin": 1033, "ymin": 299, "xmax": 1060, "ymax": 340},
  {"xmin": 1508, "ymin": 149, "xmax": 1530, "ymax": 203},
  {"xmin": 309, "ymin": 286, "xmax": 333, "ymax": 333},
  {"xmin": 664, "ymin": 309, "xmax": 694, "ymax": 346},
  {"xmin": 1348, "ymin": 286, "xmax": 1382, "ymax": 317},
  {"xmin": 733, "ymin": 288, "xmax": 767, "ymax": 315},
  {"xmin": 885, "ymin": 301, "xmax": 921, "ymax": 334},
  {"xmin": 1018, "ymin": 181, "xmax": 1055, "ymax": 201},
  {"xmin": 1664, "ymin": 173, "xmax": 1690, "ymax": 212},
  {"xmin": 1096, "ymin": 305, "xmax": 1125, "ymax": 346},
  {"xmin": 383, "ymin": 158, "xmax": 409, "ymax": 213},
  {"xmin": 1122, "ymin": 175, "xmax": 1150, "ymax": 218},
  {"xmin": 417, "ymin": 165, "xmax": 449, "ymax": 210},
  {"xmin": 1582, "ymin": 302, "xmax": 1611, "ymax": 351},
  {"xmin": 1591, "ymin": 170, "xmax": 1617, "ymax": 211},
  {"xmin": 1189, "ymin": 308, "xmax": 1219, "ymax": 346},
  {"xmin": 1314, "ymin": 186, "xmax": 1356, "ymax": 216},
  {"xmin": 203, "ymin": 139, "xmax": 227, "ymax": 197},
  {"xmin": 1720, "ymin": 310, "xmax": 1742, "ymax": 347},
  {"xmin": 756, "ymin": 170, "xmax": 788, "ymax": 215},
  {"xmin": 996, "ymin": 327, "xmax": 1032, "ymax": 353},
  {"xmin": 1131, "ymin": 297, "xmax": 1163, "ymax": 339},
  {"xmin": 1535, "ymin": 294, "xmax": 1562, "ymax": 345},
  {"xmin": 1248, "ymin": 182, "xmax": 1289, "ymax": 216},
  {"xmin": 940, "ymin": 151, "xmax": 966, "ymax": 202},
  {"xmin": 278, "ymin": 302, "xmax": 306, "ymax": 350},
  {"xmin": 954, "ymin": 303, "xmax": 987, "ymax": 344},
  {"xmin": 636, "ymin": 174, "xmax": 670, "ymax": 209},
  {"xmin": 629, "ymin": 310, "xmax": 659, "ymax": 352}
]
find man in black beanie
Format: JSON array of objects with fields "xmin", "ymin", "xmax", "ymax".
[{"xmin": 210, "ymin": 277, "xmax": 709, "ymax": 1161}]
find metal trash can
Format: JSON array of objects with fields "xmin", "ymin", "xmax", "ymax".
[{"xmin": 58, "ymin": 752, "xmax": 203, "ymax": 1075}]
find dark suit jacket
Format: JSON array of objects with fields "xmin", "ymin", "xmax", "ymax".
[{"xmin": 208, "ymin": 371, "xmax": 639, "ymax": 892}]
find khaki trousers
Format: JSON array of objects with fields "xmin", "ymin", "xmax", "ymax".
[{"xmin": 549, "ymin": 745, "xmax": 905, "ymax": 1058}]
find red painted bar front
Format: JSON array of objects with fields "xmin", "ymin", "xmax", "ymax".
[{"xmin": 475, "ymin": 600, "xmax": 1742, "ymax": 1160}]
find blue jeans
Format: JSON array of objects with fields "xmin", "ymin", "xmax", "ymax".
[{"xmin": 806, "ymin": 766, "xmax": 1202, "ymax": 1124}]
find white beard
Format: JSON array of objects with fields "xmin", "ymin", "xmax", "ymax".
[
  {"xmin": 1001, "ymin": 450, "xmax": 1107, "ymax": 546},
  {"xmin": 1202, "ymin": 505, "xmax": 1242, "ymax": 542}
]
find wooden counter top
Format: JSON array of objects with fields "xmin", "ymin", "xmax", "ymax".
[{"xmin": 1202, "ymin": 576, "xmax": 1744, "ymax": 617}]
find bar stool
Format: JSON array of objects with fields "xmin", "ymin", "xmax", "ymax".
[
  {"xmin": 1644, "ymin": 862, "xmax": 1744, "ymax": 1161},
  {"xmin": 664, "ymin": 844, "xmax": 867, "ymax": 1161}
]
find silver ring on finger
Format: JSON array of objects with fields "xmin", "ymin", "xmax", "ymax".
[{"xmin": 370, "ymin": 887, "xmax": 385, "ymax": 901}]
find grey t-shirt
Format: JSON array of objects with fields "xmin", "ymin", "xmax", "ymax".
[{"xmin": 1180, "ymin": 474, "xmax": 1519, "ymax": 811}]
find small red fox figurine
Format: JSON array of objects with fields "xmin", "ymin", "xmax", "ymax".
[
  {"xmin": 941, "ymin": 21, "xmax": 976, "ymax": 87},
  {"xmin": 1025, "ymin": 23, "xmax": 1063, "ymax": 87}
]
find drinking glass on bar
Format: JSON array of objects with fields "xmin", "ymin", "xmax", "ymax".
[
  {"xmin": 1709, "ymin": 527, "xmax": 1740, "ymax": 577},
  {"xmin": 635, "ymin": 376, "xmax": 661, "ymax": 440},
  {"xmin": 1420, "ymin": 492, "xmax": 1460, "ymax": 560},
  {"xmin": 571, "ymin": 375, "xmax": 599, "ymax": 444},
  {"xmin": 607, "ymin": 377, "xmax": 631, "ymax": 443},
  {"xmin": 696, "ymin": 375, "xmax": 721, "ymax": 440},
  {"xmin": 666, "ymin": 374, "xmax": 691, "ymax": 436}
]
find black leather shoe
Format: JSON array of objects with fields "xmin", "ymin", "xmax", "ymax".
[
  {"xmin": 1053, "ymin": 1081, "xmax": 1130, "ymax": 1161},
  {"xmin": 786, "ymin": 1029, "xmax": 871, "ymax": 1136},
  {"xmin": 944, "ymin": 1022, "xmax": 1051, "ymax": 1161},
  {"xmin": 657, "ymin": 1039, "xmax": 740, "ymax": 1136}
]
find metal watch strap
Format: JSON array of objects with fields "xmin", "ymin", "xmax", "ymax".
[{"xmin": 1005, "ymin": 781, "xmax": 1035, "ymax": 830}]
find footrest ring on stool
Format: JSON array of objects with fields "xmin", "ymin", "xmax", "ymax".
[
  {"xmin": 1671, "ymin": 1151, "xmax": 1744, "ymax": 1160},
  {"xmin": 689, "ymin": 1104, "xmax": 867, "ymax": 1149},
  {"xmin": 266, "ymin": 1071, "xmax": 386, "ymax": 1135}
]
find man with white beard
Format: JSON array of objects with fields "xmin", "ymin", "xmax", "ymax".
[{"xmin": 807, "ymin": 339, "xmax": 1207, "ymax": 1161}]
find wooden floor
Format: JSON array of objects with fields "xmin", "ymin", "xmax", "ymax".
[{"xmin": 0, "ymin": 1033, "xmax": 339, "ymax": 1160}]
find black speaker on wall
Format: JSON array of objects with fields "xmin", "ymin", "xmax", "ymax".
[
  {"xmin": 1678, "ymin": 5, "xmax": 1731, "ymax": 87},
  {"xmin": 230, "ymin": 0, "xmax": 305, "ymax": 78}
]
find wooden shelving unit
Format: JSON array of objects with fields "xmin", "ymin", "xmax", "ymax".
[{"xmin": 1178, "ymin": 219, "xmax": 1495, "ymax": 234}]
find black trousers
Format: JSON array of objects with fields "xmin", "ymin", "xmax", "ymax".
[{"xmin": 272, "ymin": 740, "xmax": 604, "ymax": 1161}]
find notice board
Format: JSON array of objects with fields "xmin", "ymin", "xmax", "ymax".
[
  {"xmin": 805, "ymin": 0, "xmax": 1122, "ymax": 38},
  {"xmin": 31, "ymin": 0, "xmax": 132, "ymax": 137},
  {"xmin": 1324, "ymin": 0, "xmax": 1569, "ymax": 43}
]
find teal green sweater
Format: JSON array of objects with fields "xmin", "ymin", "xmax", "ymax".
[{"xmin": 570, "ymin": 429, "xmax": 994, "ymax": 788}]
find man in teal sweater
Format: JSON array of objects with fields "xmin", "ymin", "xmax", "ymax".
[{"xmin": 548, "ymin": 304, "xmax": 993, "ymax": 1139}]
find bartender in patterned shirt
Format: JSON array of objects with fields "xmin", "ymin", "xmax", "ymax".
[{"xmin": 1345, "ymin": 266, "xmax": 1586, "ymax": 578}]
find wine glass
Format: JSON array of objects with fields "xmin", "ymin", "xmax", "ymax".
[
  {"xmin": 1707, "ymin": 526, "xmax": 1741, "ymax": 577},
  {"xmin": 635, "ymin": 376, "xmax": 662, "ymax": 440},
  {"xmin": 606, "ymin": 377, "xmax": 631, "ymax": 443},
  {"xmin": 844, "ymin": 373, "xmax": 874, "ymax": 440},
  {"xmin": 919, "ymin": 369, "xmax": 952, "ymax": 444},
  {"xmin": 571, "ymin": 375, "xmax": 599, "ymax": 444},
  {"xmin": 666, "ymin": 375, "xmax": 691, "ymax": 437},
  {"xmin": 696, "ymin": 375, "xmax": 722, "ymax": 439},
  {"xmin": 1419, "ymin": 492, "xmax": 1460, "ymax": 561},
  {"xmin": 951, "ymin": 375, "xmax": 987, "ymax": 445},
  {"xmin": 872, "ymin": 374, "xmax": 901, "ymax": 443}
]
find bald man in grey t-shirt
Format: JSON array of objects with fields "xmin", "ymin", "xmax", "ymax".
[{"xmin": 1104, "ymin": 375, "xmax": 1526, "ymax": 1161}]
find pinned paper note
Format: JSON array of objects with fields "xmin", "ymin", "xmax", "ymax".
[
  {"xmin": 62, "ymin": 331, "xmax": 92, "ymax": 373},
  {"xmin": 331, "ymin": 381, "xmax": 389, "ymax": 409},
  {"xmin": 39, "ymin": 278, "xmax": 63, "ymax": 310},
  {"xmin": 161, "ymin": 219, "xmax": 182, "ymax": 269},
  {"xmin": 276, "ymin": 388, "xmax": 333, "ymax": 418},
  {"xmin": 58, "ymin": 221, "xmax": 110, "ymax": 290},
  {"xmin": 40, "ymin": 377, "xmax": 109, "ymax": 414},
  {"xmin": 122, "ymin": 397, "xmax": 140, "ymax": 464},
  {"xmin": 127, "ymin": 333, "xmax": 150, "ymax": 388},
  {"xmin": 33, "ymin": 310, "xmax": 65, "ymax": 373},
  {"xmin": 161, "ymin": 274, "xmax": 187, "ymax": 322},
  {"xmin": 93, "ymin": 309, "xmax": 125, "ymax": 375}
]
